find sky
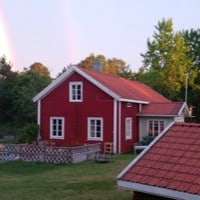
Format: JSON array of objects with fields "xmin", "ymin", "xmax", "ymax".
[{"xmin": 0, "ymin": 0, "xmax": 200, "ymax": 77}]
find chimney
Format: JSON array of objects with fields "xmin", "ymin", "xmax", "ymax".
[{"xmin": 92, "ymin": 60, "xmax": 103, "ymax": 72}]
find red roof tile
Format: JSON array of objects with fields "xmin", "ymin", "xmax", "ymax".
[
  {"xmin": 118, "ymin": 122, "xmax": 200, "ymax": 198},
  {"xmin": 137, "ymin": 102, "xmax": 184, "ymax": 116},
  {"xmin": 79, "ymin": 67, "xmax": 170, "ymax": 103}
]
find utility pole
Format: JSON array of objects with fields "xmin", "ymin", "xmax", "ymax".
[{"xmin": 185, "ymin": 73, "xmax": 189, "ymax": 104}]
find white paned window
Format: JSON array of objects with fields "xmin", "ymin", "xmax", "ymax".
[
  {"xmin": 148, "ymin": 119, "xmax": 165, "ymax": 136},
  {"xmin": 125, "ymin": 117, "xmax": 132, "ymax": 140},
  {"xmin": 69, "ymin": 82, "xmax": 83, "ymax": 102},
  {"xmin": 88, "ymin": 118, "xmax": 103, "ymax": 141},
  {"xmin": 50, "ymin": 117, "xmax": 64, "ymax": 139}
]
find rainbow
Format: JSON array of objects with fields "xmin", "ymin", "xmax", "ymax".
[
  {"xmin": 0, "ymin": 9, "xmax": 13, "ymax": 64},
  {"xmin": 58, "ymin": 0, "xmax": 79, "ymax": 64}
]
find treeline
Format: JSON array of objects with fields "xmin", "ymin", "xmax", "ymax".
[
  {"xmin": 0, "ymin": 58, "xmax": 51, "ymax": 126},
  {"xmin": 78, "ymin": 19, "xmax": 200, "ymax": 122},
  {"xmin": 0, "ymin": 18, "xmax": 200, "ymax": 127}
]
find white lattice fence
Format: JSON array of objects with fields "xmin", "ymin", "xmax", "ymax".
[{"xmin": 0, "ymin": 143, "xmax": 101, "ymax": 163}]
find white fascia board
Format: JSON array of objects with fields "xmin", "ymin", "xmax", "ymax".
[
  {"xmin": 33, "ymin": 66, "xmax": 76, "ymax": 102},
  {"xmin": 117, "ymin": 121, "xmax": 175, "ymax": 179},
  {"xmin": 120, "ymin": 98, "xmax": 149, "ymax": 104},
  {"xmin": 136, "ymin": 114, "xmax": 177, "ymax": 117},
  {"xmin": 178, "ymin": 102, "xmax": 189, "ymax": 116},
  {"xmin": 74, "ymin": 67, "xmax": 121, "ymax": 100},
  {"xmin": 118, "ymin": 180, "xmax": 200, "ymax": 200}
]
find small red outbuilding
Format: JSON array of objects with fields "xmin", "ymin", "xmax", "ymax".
[{"xmin": 118, "ymin": 122, "xmax": 200, "ymax": 199}]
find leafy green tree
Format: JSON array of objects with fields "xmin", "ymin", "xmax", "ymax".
[
  {"xmin": 11, "ymin": 68, "xmax": 51, "ymax": 124},
  {"xmin": 181, "ymin": 29, "xmax": 200, "ymax": 121},
  {"xmin": 182, "ymin": 29, "xmax": 200, "ymax": 70},
  {"xmin": 0, "ymin": 56, "xmax": 18, "ymax": 122},
  {"xmin": 139, "ymin": 18, "xmax": 193, "ymax": 100},
  {"xmin": 117, "ymin": 65, "xmax": 135, "ymax": 79}
]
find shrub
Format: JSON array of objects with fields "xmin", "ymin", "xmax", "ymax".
[
  {"xmin": 140, "ymin": 135, "xmax": 156, "ymax": 145},
  {"xmin": 19, "ymin": 123, "xmax": 39, "ymax": 143}
]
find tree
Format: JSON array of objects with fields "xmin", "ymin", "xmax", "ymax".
[
  {"xmin": 139, "ymin": 18, "xmax": 193, "ymax": 100},
  {"xmin": 29, "ymin": 62, "xmax": 50, "ymax": 77},
  {"xmin": 0, "ymin": 56, "xmax": 18, "ymax": 122},
  {"xmin": 11, "ymin": 68, "xmax": 51, "ymax": 124},
  {"xmin": 78, "ymin": 54, "xmax": 127, "ymax": 76},
  {"xmin": 182, "ymin": 29, "xmax": 200, "ymax": 70},
  {"xmin": 181, "ymin": 29, "xmax": 200, "ymax": 121}
]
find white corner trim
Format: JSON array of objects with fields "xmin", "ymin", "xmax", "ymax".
[
  {"xmin": 118, "ymin": 101, "xmax": 121, "ymax": 154},
  {"xmin": 118, "ymin": 180, "xmax": 200, "ymax": 200},
  {"xmin": 37, "ymin": 100, "xmax": 41, "ymax": 125},
  {"xmin": 113, "ymin": 99, "xmax": 118, "ymax": 154},
  {"xmin": 117, "ymin": 121, "xmax": 175, "ymax": 179}
]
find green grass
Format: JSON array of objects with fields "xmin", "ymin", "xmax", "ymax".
[{"xmin": 0, "ymin": 154, "xmax": 135, "ymax": 200}]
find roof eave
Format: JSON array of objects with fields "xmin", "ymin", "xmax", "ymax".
[
  {"xmin": 118, "ymin": 180, "xmax": 200, "ymax": 200},
  {"xmin": 136, "ymin": 114, "xmax": 179, "ymax": 117},
  {"xmin": 33, "ymin": 66, "xmax": 76, "ymax": 102},
  {"xmin": 120, "ymin": 98, "xmax": 149, "ymax": 104},
  {"xmin": 33, "ymin": 65, "xmax": 121, "ymax": 102},
  {"xmin": 178, "ymin": 102, "xmax": 190, "ymax": 116},
  {"xmin": 74, "ymin": 67, "xmax": 121, "ymax": 100}
]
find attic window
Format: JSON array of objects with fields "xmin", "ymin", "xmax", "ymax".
[{"xmin": 69, "ymin": 82, "xmax": 83, "ymax": 102}]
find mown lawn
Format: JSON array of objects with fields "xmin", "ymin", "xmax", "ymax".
[{"xmin": 0, "ymin": 154, "xmax": 135, "ymax": 200}]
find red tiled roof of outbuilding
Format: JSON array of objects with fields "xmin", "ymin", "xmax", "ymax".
[
  {"xmin": 79, "ymin": 67, "xmax": 170, "ymax": 103},
  {"xmin": 118, "ymin": 122, "xmax": 200, "ymax": 198},
  {"xmin": 137, "ymin": 102, "xmax": 185, "ymax": 116}
]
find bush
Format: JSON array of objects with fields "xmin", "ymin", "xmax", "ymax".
[
  {"xmin": 19, "ymin": 123, "xmax": 39, "ymax": 143},
  {"xmin": 140, "ymin": 135, "xmax": 156, "ymax": 145}
]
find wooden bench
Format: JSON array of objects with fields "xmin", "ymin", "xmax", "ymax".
[{"xmin": 134, "ymin": 144, "xmax": 147, "ymax": 154}]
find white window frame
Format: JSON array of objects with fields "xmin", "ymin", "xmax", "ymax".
[
  {"xmin": 87, "ymin": 118, "xmax": 103, "ymax": 141},
  {"xmin": 69, "ymin": 81, "xmax": 83, "ymax": 102},
  {"xmin": 147, "ymin": 119, "xmax": 165, "ymax": 136},
  {"xmin": 125, "ymin": 117, "xmax": 132, "ymax": 140},
  {"xmin": 50, "ymin": 117, "xmax": 65, "ymax": 139}
]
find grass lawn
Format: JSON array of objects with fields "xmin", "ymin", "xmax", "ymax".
[{"xmin": 0, "ymin": 154, "xmax": 135, "ymax": 200}]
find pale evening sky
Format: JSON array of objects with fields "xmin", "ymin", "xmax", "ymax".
[{"xmin": 0, "ymin": 0, "xmax": 200, "ymax": 77}]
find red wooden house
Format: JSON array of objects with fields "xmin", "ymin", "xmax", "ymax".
[{"xmin": 33, "ymin": 65, "xmax": 189, "ymax": 153}]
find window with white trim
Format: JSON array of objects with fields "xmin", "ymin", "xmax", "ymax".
[
  {"xmin": 87, "ymin": 118, "xmax": 103, "ymax": 141},
  {"xmin": 148, "ymin": 119, "xmax": 165, "ymax": 136},
  {"xmin": 69, "ymin": 82, "xmax": 83, "ymax": 102},
  {"xmin": 50, "ymin": 117, "xmax": 64, "ymax": 139},
  {"xmin": 125, "ymin": 117, "xmax": 132, "ymax": 140}
]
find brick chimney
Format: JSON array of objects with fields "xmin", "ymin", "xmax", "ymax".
[{"xmin": 92, "ymin": 60, "xmax": 103, "ymax": 72}]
